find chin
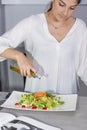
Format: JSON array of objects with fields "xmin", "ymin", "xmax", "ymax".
[
  {"xmin": 57, "ymin": 14, "xmax": 68, "ymax": 20},
  {"xmin": 56, "ymin": 17, "xmax": 65, "ymax": 22}
]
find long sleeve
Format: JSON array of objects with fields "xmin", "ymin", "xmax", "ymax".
[
  {"xmin": 77, "ymin": 30, "xmax": 87, "ymax": 85},
  {"xmin": 0, "ymin": 16, "xmax": 33, "ymax": 61}
]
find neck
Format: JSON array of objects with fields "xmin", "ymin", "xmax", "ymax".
[
  {"xmin": 45, "ymin": 12, "xmax": 67, "ymax": 28},
  {"xmin": 45, "ymin": 12, "xmax": 74, "ymax": 30}
]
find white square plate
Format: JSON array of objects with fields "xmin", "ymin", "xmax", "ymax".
[{"xmin": 1, "ymin": 91, "xmax": 78, "ymax": 111}]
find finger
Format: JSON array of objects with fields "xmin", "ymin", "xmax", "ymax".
[
  {"xmin": 30, "ymin": 66, "xmax": 37, "ymax": 74},
  {"xmin": 20, "ymin": 69, "xmax": 27, "ymax": 77},
  {"xmin": 26, "ymin": 70, "xmax": 32, "ymax": 77},
  {"xmin": 23, "ymin": 69, "xmax": 28, "ymax": 77}
]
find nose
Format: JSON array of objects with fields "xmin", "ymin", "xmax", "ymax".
[{"xmin": 63, "ymin": 8, "xmax": 68, "ymax": 16}]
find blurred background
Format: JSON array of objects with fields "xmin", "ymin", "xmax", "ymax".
[{"xmin": 0, "ymin": 0, "xmax": 87, "ymax": 96}]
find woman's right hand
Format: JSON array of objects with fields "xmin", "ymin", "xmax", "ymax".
[
  {"xmin": 0, "ymin": 48, "xmax": 36, "ymax": 77},
  {"xmin": 16, "ymin": 53, "xmax": 36, "ymax": 77}
]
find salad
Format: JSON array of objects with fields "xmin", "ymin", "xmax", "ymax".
[{"xmin": 15, "ymin": 92, "xmax": 64, "ymax": 110}]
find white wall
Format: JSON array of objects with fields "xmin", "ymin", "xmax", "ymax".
[{"xmin": 73, "ymin": 5, "xmax": 87, "ymax": 23}]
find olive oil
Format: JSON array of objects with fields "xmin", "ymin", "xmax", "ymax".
[
  {"xmin": 10, "ymin": 65, "xmax": 20, "ymax": 74},
  {"xmin": 10, "ymin": 64, "xmax": 41, "ymax": 79},
  {"xmin": 10, "ymin": 60, "xmax": 48, "ymax": 79}
]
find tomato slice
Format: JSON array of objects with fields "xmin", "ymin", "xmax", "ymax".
[
  {"xmin": 15, "ymin": 103, "xmax": 19, "ymax": 106},
  {"xmin": 42, "ymin": 107, "xmax": 47, "ymax": 110},
  {"xmin": 31, "ymin": 105, "xmax": 37, "ymax": 109},
  {"xmin": 22, "ymin": 105, "xmax": 26, "ymax": 108}
]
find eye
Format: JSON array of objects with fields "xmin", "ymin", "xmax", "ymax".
[
  {"xmin": 59, "ymin": 2, "xmax": 65, "ymax": 7},
  {"xmin": 70, "ymin": 6, "xmax": 76, "ymax": 10}
]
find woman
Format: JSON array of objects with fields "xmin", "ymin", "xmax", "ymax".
[{"xmin": 0, "ymin": 0, "xmax": 87, "ymax": 94}]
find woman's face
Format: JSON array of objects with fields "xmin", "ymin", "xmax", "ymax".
[{"xmin": 51, "ymin": 0, "xmax": 78, "ymax": 21}]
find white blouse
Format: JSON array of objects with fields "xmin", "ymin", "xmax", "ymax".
[{"xmin": 0, "ymin": 13, "xmax": 87, "ymax": 94}]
